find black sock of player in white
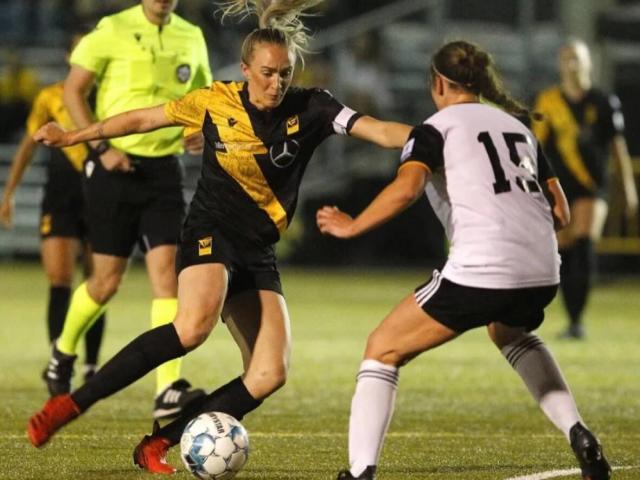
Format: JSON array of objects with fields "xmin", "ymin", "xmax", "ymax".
[
  {"xmin": 84, "ymin": 313, "xmax": 106, "ymax": 367},
  {"xmin": 159, "ymin": 377, "xmax": 262, "ymax": 445},
  {"xmin": 348, "ymin": 359, "xmax": 399, "ymax": 477},
  {"xmin": 48, "ymin": 286, "xmax": 71, "ymax": 342},
  {"xmin": 501, "ymin": 333, "xmax": 582, "ymax": 441},
  {"xmin": 72, "ymin": 324, "xmax": 186, "ymax": 411},
  {"xmin": 559, "ymin": 237, "xmax": 593, "ymax": 327}
]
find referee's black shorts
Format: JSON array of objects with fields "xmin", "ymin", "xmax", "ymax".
[
  {"xmin": 82, "ymin": 152, "xmax": 185, "ymax": 258},
  {"xmin": 177, "ymin": 214, "xmax": 282, "ymax": 299},
  {"xmin": 40, "ymin": 150, "xmax": 86, "ymax": 239},
  {"xmin": 414, "ymin": 270, "xmax": 558, "ymax": 333}
]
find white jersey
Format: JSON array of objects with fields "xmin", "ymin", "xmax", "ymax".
[{"xmin": 400, "ymin": 103, "xmax": 560, "ymax": 288}]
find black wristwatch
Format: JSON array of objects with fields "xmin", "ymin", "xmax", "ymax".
[{"xmin": 91, "ymin": 140, "xmax": 110, "ymax": 156}]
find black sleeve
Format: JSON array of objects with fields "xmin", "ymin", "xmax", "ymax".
[
  {"xmin": 537, "ymin": 143, "xmax": 556, "ymax": 182},
  {"xmin": 309, "ymin": 89, "xmax": 363, "ymax": 136},
  {"xmin": 400, "ymin": 124, "xmax": 444, "ymax": 171}
]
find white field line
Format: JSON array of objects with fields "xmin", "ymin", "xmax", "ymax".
[
  {"xmin": 10, "ymin": 431, "xmax": 640, "ymax": 480},
  {"xmin": 504, "ymin": 466, "xmax": 639, "ymax": 480}
]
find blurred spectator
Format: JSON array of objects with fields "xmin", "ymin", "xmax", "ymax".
[
  {"xmin": 532, "ymin": 39, "xmax": 639, "ymax": 339},
  {"xmin": 0, "ymin": 49, "xmax": 40, "ymax": 141},
  {"xmin": 336, "ymin": 31, "xmax": 393, "ymax": 117},
  {"xmin": 295, "ymin": 55, "xmax": 333, "ymax": 89}
]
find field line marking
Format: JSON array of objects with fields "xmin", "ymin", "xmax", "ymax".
[{"xmin": 504, "ymin": 465, "xmax": 639, "ymax": 480}]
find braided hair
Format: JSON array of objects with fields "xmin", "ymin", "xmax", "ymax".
[{"xmin": 430, "ymin": 40, "xmax": 539, "ymax": 120}]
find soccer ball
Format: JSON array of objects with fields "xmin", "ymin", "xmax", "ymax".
[{"xmin": 180, "ymin": 412, "xmax": 249, "ymax": 479}]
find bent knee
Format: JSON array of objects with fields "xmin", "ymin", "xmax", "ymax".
[
  {"xmin": 488, "ymin": 323, "xmax": 530, "ymax": 350},
  {"xmin": 173, "ymin": 312, "xmax": 216, "ymax": 350},
  {"xmin": 364, "ymin": 331, "xmax": 405, "ymax": 367},
  {"xmin": 87, "ymin": 275, "xmax": 122, "ymax": 303}
]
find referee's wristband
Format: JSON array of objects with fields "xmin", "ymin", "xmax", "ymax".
[{"xmin": 90, "ymin": 140, "xmax": 110, "ymax": 156}]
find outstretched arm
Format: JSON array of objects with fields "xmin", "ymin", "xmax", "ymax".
[
  {"xmin": 544, "ymin": 178, "xmax": 570, "ymax": 231},
  {"xmin": 349, "ymin": 115, "xmax": 412, "ymax": 149},
  {"xmin": 34, "ymin": 105, "xmax": 174, "ymax": 148},
  {"xmin": 317, "ymin": 163, "xmax": 429, "ymax": 239},
  {"xmin": 1, "ymin": 133, "xmax": 37, "ymax": 228},
  {"xmin": 611, "ymin": 134, "xmax": 639, "ymax": 220}
]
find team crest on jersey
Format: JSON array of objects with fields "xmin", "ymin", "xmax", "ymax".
[
  {"xmin": 40, "ymin": 214, "xmax": 52, "ymax": 235},
  {"xmin": 286, "ymin": 115, "xmax": 300, "ymax": 135},
  {"xmin": 269, "ymin": 139, "xmax": 300, "ymax": 168},
  {"xmin": 198, "ymin": 236, "xmax": 213, "ymax": 256},
  {"xmin": 176, "ymin": 64, "xmax": 191, "ymax": 83}
]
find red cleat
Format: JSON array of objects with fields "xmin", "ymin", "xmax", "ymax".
[
  {"xmin": 133, "ymin": 433, "xmax": 176, "ymax": 475},
  {"xmin": 27, "ymin": 394, "xmax": 81, "ymax": 447}
]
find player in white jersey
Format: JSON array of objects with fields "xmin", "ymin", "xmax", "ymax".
[{"xmin": 317, "ymin": 41, "xmax": 611, "ymax": 480}]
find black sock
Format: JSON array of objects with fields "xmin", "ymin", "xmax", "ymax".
[
  {"xmin": 559, "ymin": 238, "xmax": 593, "ymax": 326},
  {"xmin": 72, "ymin": 324, "xmax": 186, "ymax": 411},
  {"xmin": 47, "ymin": 286, "xmax": 71, "ymax": 343},
  {"xmin": 159, "ymin": 377, "xmax": 262, "ymax": 445},
  {"xmin": 84, "ymin": 313, "xmax": 106, "ymax": 366}
]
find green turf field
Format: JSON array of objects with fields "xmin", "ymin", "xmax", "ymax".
[{"xmin": 1, "ymin": 262, "xmax": 638, "ymax": 479}]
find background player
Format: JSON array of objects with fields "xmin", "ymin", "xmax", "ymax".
[
  {"xmin": 0, "ymin": 32, "xmax": 106, "ymax": 386},
  {"xmin": 318, "ymin": 40, "xmax": 611, "ymax": 480},
  {"xmin": 27, "ymin": 0, "xmax": 413, "ymax": 473},
  {"xmin": 43, "ymin": 0, "xmax": 212, "ymax": 419},
  {"xmin": 533, "ymin": 39, "xmax": 638, "ymax": 339}
]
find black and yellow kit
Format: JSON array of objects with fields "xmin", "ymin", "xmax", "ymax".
[
  {"xmin": 164, "ymin": 81, "xmax": 361, "ymax": 293},
  {"xmin": 533, "ymin": 86, "xmax": 623, "ymax": 202},
  {"xmin": 26, "ymin": 82, "xmax": 89, "ymax": 239}
]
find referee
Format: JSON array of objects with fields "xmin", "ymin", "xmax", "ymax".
[{"xmin": 43, "ymin": 0, "xmax": 212, "ymax": 420}]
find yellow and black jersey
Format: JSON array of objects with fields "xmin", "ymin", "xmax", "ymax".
[
  {"xmin": 532, "ymin": 86, "xmax": 623, "ymax": 198},
  {"xmin": 165, "ymin": 81, "xmax": 362, "ymax": 246},
  {"xmin": 26, "ymin": 82, "xmax": 89, "ymax": 172}
]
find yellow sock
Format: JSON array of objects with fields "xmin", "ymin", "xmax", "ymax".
[
  {"xmin": 57, "ymin": 283, "xmax": 106, "ymax": 356},
  {"xmin": 151, "ymin": 298, "xmax": 180, "ymax": 394}
]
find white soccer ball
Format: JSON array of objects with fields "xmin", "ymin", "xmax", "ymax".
[{"xmin": 180, "ymin": 412, "xmax": 250, "ymax": 479}]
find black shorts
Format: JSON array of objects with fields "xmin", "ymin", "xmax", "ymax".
[
  {"xmin": 82, "ymin": 152, "xmax": 185, "ymax": 258},
  {"xmin": 177, "ymin": 218, "xmax": 282, "ymax": 299},
  {"xmin": 415, "ymin": 270, "xmax": 558, "ymax": 333},
  {"xmin": 40, "ymin": 151, "xmax": 86, "ymax": 239}
]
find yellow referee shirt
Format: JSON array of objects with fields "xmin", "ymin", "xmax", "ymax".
[{"xmin": 70, "ymin": 4, "xmax": 212, "ymax": 157}]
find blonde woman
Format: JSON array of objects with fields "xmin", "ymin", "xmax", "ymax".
[{"xmin": 27, "ymin": 0, "xmax": 411, "ymax": 473}]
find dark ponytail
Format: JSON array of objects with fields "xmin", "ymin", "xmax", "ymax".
[{"xmin": 431, "ymin": 40, "xmax": 540, "ymax": 120}]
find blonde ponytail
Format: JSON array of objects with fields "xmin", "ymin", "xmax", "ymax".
[{"xmin": 218, "ymin": 0, "xmax": 323, "ymax": 64}]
